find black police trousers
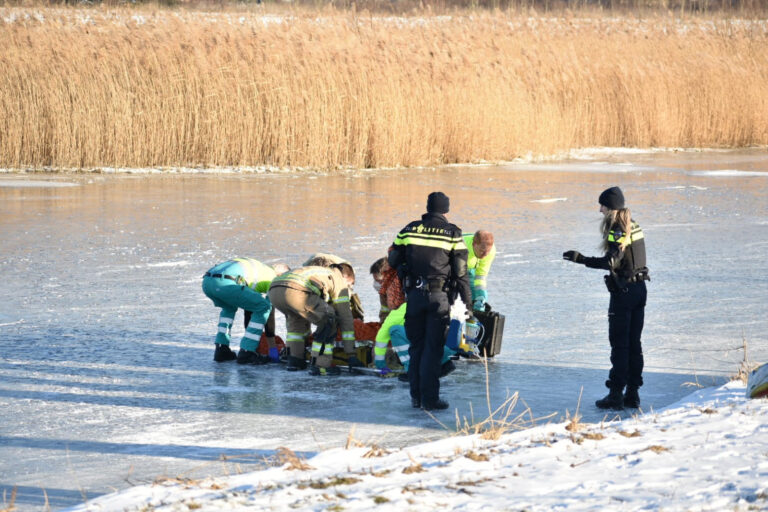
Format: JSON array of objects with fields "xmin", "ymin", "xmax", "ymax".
[
  {"xmin": 404, "ymin": 288, "xmax": 450, "ymax": 405},
  {"xmin": 607, "ymin": 280, "xmax": 647, "ymax": 390}
]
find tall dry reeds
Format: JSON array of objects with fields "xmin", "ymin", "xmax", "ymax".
[{"xmin": 1, "ymin": 9, "xmax": 767, "ymax": 169}]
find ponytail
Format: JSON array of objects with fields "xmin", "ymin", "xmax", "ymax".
[{"xmin": 600, "ymin": 208, "xmax": 633, "ymax": 252}]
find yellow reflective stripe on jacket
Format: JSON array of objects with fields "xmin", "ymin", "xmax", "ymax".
[
  {"xmin": 333, "ymin": 296, "xmax": 350, "ymax": 304},
  {"xmin": 394, "ymin": 232, "xmax": 466, "ymax": 252},
  {"xmin": 273, "ymin": 269, "xmax": 325, "ymax": 296},
  {"xmin": 608, "ymin": 222, "xmax": 644, "ymax": 245},
  {"xmin": 341, "ymin": 331, "xmax": 355, "ymax": 341}
]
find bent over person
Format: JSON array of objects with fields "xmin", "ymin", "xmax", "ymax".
[
  {"xmin": 202, "ymin": 258, "xmax": 289, "ymax": 364},
  {"xmin": 388, "ymin": 191, "xmax": 471, "ymax": 411},
  {"xmin": 563, "ymin": 186, "xmax": 650, "ymax": 410},
  {"xmin": 267, "ymin": 263, "xmax": 362, "ymax": 376},
  {"xmin": 463, "ymin": 230, "xmax": 496, "ymax": 311}
]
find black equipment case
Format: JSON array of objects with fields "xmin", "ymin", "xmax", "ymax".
[{"xmin": 474, "ymin": 309, "xmax": 505, "ymax": 357}]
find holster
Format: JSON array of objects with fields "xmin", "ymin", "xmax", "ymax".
[
  {"xmin": 446, "ymin": 279, "xmax": 458, "ymax": 304},
  {"xmin": 604, "ymin": 272, "xmax": 628, "ymax": 293}
]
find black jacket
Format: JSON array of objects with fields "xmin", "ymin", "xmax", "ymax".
[
  {"xmin": 388, "ymin": 212, "xmax": 472, "ymax": 307},
  {"xmin": 584, "ymin": 220, "xmax": 649, "ymax": 281}
]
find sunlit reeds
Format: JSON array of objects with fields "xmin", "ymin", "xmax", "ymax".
[{"xmin": 1, "ymin": 8, "xmax": 767, "ymax": 169}]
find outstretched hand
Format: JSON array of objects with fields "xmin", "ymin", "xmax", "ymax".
[{"xmin": 562, "ymin": 250, "xmax": 585, "ymax": 264}]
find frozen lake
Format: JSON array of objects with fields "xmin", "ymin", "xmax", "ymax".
[{"xmin": 1, "ymin": 149, "xmax": 767, "ymax": 511}]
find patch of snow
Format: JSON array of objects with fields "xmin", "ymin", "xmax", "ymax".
[{"xmin": 66, "ymin": 381, "xmax": 768, "ymax": 512}]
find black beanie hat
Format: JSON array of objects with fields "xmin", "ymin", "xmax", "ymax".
[
  {"xmin": 426, "ymin": 192, "xmax": 450, "ymax": 214},
  {"xmin": 598, "ymin": 186, "xmax": 625, "ymax": 210}
]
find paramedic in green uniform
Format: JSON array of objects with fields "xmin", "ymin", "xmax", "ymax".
[
  {"xmin": 463, "ymin": 230, "xmax": 496, "ymax": 311},
  {"xmin": 202, "ymin": 258, "xmax": 289, "ymax": 365}
]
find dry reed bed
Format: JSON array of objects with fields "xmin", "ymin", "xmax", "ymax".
[{"xmin": 1, "ymin": 9, "xmax": 767, "ymax": 169}]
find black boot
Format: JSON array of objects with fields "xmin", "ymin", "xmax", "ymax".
[
  {"xmin": 286, "ymin": 355, "xmax": 307, "ymax": 371},
  {"xmin": 411, "ymin": 396, "xmax": 421, "ymax": 408},
  {"xmin": 237, "ymin": 349, "xmax": 270, "ymax": 365},
  {"xmin": 440, "ymin": 360, "xmax": 456, "ymax": 378},
  {"xmin": 423, "ymin": 398, "xmax": 449, "ymax": 411},
  {"xmin": 213, "ymin": 344, "xmax": 237, "ymax": 362},
  {"xmin": 596, "ymin": 388, "xmax": 625, "ymax": 410},
  {"xmin": 624, "ymin": 387, "xmax": 641, "ymax": 408}
]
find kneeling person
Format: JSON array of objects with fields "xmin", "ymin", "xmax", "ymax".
[{"xmin": 374, "ymin": 303, "xmax": 456, "ymax": 381}]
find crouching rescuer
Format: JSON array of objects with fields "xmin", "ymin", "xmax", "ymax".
[
  {"xmin": 267, "ymin": 263, "xmax": 362, "ymax": 376},
  {"xmin": 563, "ymin": 186, "xmax": 650, "ymax": 410},
  {"xmin": 202, "ymin": 258, "xmax": 289, "ymax": 364}
]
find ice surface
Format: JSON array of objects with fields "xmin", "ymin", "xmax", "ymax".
[{"xmin": 0, "ymin": 148, "xmax": 766, "ymax": 511}]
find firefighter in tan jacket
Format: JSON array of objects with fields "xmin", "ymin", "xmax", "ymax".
[{"xmin": 267, "ymin": 263, "xmax": 362, "ymax": 376}]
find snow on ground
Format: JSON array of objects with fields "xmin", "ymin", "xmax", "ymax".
[{"xmin": 67, "ymin": 381, "xmax": 768, "ymax": 512}]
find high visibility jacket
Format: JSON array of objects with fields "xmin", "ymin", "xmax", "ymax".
[
  {"xmin": 205, "ymin": 258, "xmax": 277, "ymax": 293},
  {"xmin": 388, "ymin": 212, "xmax": 472, "ymax": 307},
  {"xmin": 270, "ymin": 266, "xmax": 355, "ymax": 343},
  {"xmin": 584, "ymin": 220, "xmax": 649, "ymax": 281},
  {"xmin": 463, "ymin": 233, "xmax": 496, "ymax": 301},
  {"xmin": 374, "ymin": 303, "xmax": 407, "ymax": 367}
]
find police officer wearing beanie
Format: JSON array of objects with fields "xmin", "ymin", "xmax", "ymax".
[
  {"xmin": 563, "ymin": 186, "xmax": 650, "ymax": 410},
  {"xmin": 388, "ymin": 192, "xmax": 472, "ymax": 411}
]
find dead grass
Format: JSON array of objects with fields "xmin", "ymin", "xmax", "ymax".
[
  {"xmin": 733, "ymin": 334, "xmax": 759, "ymax": 384},
  {"xmin": 275, "ymin": 447, "xmax": 314, "ymax": 471},
  {"xmin": 565, "ymin": 387, "xmax": 585, "ymax": 433},
  {"xmin": 401, "ymin": 464, "xmax": 425, "ymax": 474},
  {"xmin": 1, "ymin": 8, "xmax": 767, "ymax": 170},
  {"xmin": 0, "ymin": 486, "xmax": 17, "ymax": 512}
]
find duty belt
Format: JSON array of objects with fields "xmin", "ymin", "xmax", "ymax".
[
  {"xmin": 204, "ymin": 272, "xmax": 241, "ymax": 283},
  {"xmin": 628, "ymin": 272, "xmax": 650, "ymax": 283},
  {"xmin": 412, "ymin": 276, "xmax": 446, "ymax": 292}
]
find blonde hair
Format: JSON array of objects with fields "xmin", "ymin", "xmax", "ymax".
[{"xmin": 601, "ymin": 208, "xmax": 633, "ymax": 252}]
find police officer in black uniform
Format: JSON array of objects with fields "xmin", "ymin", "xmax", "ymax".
[
  {"xmin": 563, "ymin": 186, "xmax": 650, "ymax": 410},
  {"xmin": 388, "ymin": 192, "xmax": 472, "ymax": 411}
]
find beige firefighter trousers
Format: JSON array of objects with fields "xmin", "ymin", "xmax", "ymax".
[{"xmin": 267, "ymin": 286, "xmax": 336, "ymax": 368}]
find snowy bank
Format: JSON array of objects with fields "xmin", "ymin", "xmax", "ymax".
[{"xmin": 68, "ymin": 381, "xmax": 768, "ymax": 512}]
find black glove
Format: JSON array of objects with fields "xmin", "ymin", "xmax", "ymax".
[{"xmin": 562, "ymin": 250, "xmax": 585, "ymax": 264}]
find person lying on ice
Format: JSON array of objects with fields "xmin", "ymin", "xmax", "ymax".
[
  {"xmin": 374, "ymin": 303, "xmax": 456, "ymax": 382},
  {"xmin": 202, "ymin": 258, "xmax": 290, "ymax": 365},
  {"xmin": 268, "ymin": 263, "xmax": 364, "ymax": 376},
  {"xmin": 463, "ymin": 230, "xmax": 496, "ymax": 312}
]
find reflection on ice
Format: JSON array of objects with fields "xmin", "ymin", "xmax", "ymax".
[
  {"xmin": 530, "ymin": 197, "xmax": 568, "ymax": 203},
  {"xmin": 0, "ymin": 179, "xmax": 79, "ymax": 187},
  {"xmin": 687, "ymin": 169, "xmax": 768, "ymax": 177}
]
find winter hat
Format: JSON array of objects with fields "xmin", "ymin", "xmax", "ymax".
[
  {"xmin": 598, "ymin": 186, "xmax": 625, "ymax": 210},
  {"xmin": 426, "ymin": 192, "xmax": 450, "ymax": 214}
]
